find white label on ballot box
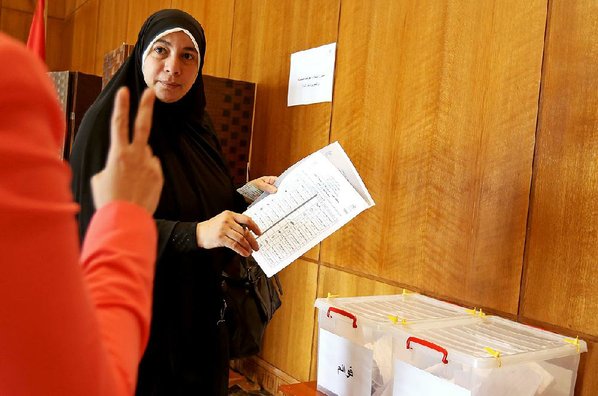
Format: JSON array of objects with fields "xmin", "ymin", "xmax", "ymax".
[
  {"xmin": 393, "ymin": 360, "xmax": 471, "ymax": 396},
  {"xmin": 317, "ymin": 329, "xmax": 373, "ymax": 396}
]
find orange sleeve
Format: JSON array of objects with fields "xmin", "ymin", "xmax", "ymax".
[
  {"xmin": 81, "ymin": 201, "xmax": 157, "ymax": 395},
  {"xmin": 0, "ymin": 33, "xmax": 156, "ymax": 396}
]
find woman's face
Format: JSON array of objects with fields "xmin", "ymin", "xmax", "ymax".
[{"xmin": 142, "ymin": 31, "xmax": 199, "ymax": 103}]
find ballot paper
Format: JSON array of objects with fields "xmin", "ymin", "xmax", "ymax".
[
  {"xmin": 245, "ymin": 142, "xmax": 374, "ymax": 277},
  {"xmin": 393, "ymin": 360, "xmax": 471, "ymax": 396}
]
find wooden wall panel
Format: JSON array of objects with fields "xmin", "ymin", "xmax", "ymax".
[
  {"xmin": 323, "ymin": 0, "xmax": 547, "ymax": 315},
  {"xmin": 46, "ymin": 16, "xmax": 69, "ymax": 71},
  {"xmin": 94, "ymin": 0, "xmax": 129, "ymax": 74},
  {"xmin": 0, "ymin": 1, "xmax": 68, "ymax": 70},
  {"xmin": 60, "ymin": 14, "xmax": 75, "ymax": 66},
  {"xmin": 521, "ymin": 0, "xmax": 598, "ymax": 338},
  {"xmin": 171, "ymin": 0, "xmax": 234, "ymax": 77},
  {"xmin": 69, "ymin": 0, "xmax": 98, "ymax": 74},
  {"xmin": 576, "ymin": 341, "xmax": 598, "ymax": 396},
  {"xmin": 315, "ymin": 265, "xmax": 407, "ymax": 300},
  {"xmin": 2, "ymin": 0, "xmax": 33, "ymax": 13},
  {"xmin": 64, "ymin": 0, "xmax": 75, "ymax": 17},
  {"xmin": 520, "ymin": 3, "xmax": 598, "ymax": 393},
  {"xmin": 229, "ymin": 0, "xmax": 340, "ymax": 177},
  {"xmin": 0, "ymin": 7, "xmax": 30, "ymax": 43},
  {"xmin": 48, "ymin": 0, "xmax": 66, "ymax": 19},
  {"xmin": 259, "ymin": 259, "xmax": 318, "ymax": 382},
  {"xmin": 74, "ymin": 0, "xmax": 87, "ymax": 11},
  {"xmin": 125, "ymin": 0, "xmax": 172, "ymax": 45}
]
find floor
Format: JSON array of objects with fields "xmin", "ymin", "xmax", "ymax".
[
  {"xmin": 228, "ymin": 369, "xmax": 273, "ymax": 396},
  {"xmin": 228, "ymin": 385, "xmax": 273, "ymax": 395}
]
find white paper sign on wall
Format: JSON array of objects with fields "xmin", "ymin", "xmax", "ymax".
[{"xmin": 287, "ymin": 42, "xmax": 336, "ymax": 106}]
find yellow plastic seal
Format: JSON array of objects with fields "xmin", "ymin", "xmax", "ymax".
[
  {"xmin": 564, "ymin": 336, "xmax": 580, "ymax": 353},
  {"xmin": 484, "ymin": 347, "xmax": 502, "ymax": 368}
]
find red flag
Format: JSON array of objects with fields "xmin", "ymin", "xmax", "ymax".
[{"xmin": 27, "ymin": 0, "xmax": 46, "ymax": 61}]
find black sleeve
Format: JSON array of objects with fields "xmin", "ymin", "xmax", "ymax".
[
  {"xmin": 155, "ymin": 220, "xmax": 198, "ymax": 258},
  {"xmin": 234, "ymin": 190, "xmax": 249, "ymax": 213}
]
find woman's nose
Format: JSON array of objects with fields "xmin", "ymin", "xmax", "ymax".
[{"xmin": 164, "ymin": 56, "xmax": 181, "ymax": 75}]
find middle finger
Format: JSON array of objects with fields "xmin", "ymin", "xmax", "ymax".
[{"xmin": 227, "ymin": 232, "xmax": 252, "ymax": 254}]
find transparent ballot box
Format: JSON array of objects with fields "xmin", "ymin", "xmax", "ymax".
[
  {"xmin": 314, "ymin": 294, "xmax": 474, "ymax": 396},
  {"xmin": 391, "ymin": 316, "xmax": 587, "ymax": 396}
]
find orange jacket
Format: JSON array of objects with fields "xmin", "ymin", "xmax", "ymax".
[{"xmin": 0, "ymin": 33, "xmax": 156, "ymax": 395}]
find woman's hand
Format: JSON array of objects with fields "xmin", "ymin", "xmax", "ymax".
[
  {"xmin": 238, "ymin": 175, "xmax": 278, "ymax": 203},
  {"xmin": 249, "ymin": 176, "xmax": 277, "ymax": 194},
  {"xmin": 196, "ymin": 211, "xmax": 262, "ymax": 257},
  {"xmin": 91, "ymin": 87, "xmax": 163, "ymax": 213}
]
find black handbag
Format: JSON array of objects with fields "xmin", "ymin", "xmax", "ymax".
[{"xmin": 222, "ymin": 255, "xmax": 283, "ymax": 359}]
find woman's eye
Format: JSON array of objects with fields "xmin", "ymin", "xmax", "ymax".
[
  {"xmin": 183, "ymin": 53, "xmax": 196, "ymax": 61},
  {"xmin": 154, "ymin": 46, "xmax": 166, "ymax": 55}
]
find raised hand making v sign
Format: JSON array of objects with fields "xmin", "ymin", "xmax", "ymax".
[{"xmin": 91, "ymin": 87, "xmax": 163, "ymax": 213}]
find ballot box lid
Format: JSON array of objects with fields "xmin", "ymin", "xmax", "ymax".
[
  {"xmin": 315, "ymin": 293, "xmax": 473, "ymax": 330},
  {"xmin": 402, "ymin": 315, "xmax": 588, "ymax": 369}
]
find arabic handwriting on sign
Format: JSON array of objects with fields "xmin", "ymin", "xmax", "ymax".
[
  {"xmin": 297, "ymin": 74, "xmax": 326, "ymax": 82},
  {"xmin": 337, "ymin": 364, "xmax": 354, "ymax": 378},
  {"xmin": 302, "ymin": 82, "xmax": 320, "ymax": 88}
]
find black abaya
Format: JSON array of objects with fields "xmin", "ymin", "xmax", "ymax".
[{"xmin": 70, "ymin": 9, "xmax": 245, "ymax": 396}]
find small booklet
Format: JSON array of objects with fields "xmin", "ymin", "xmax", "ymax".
[{"xmin": 244, "ymin": 141, "xmax": 375, "ymax": 277}]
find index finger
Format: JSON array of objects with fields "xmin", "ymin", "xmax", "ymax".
[
  {"xmin": 262, "ymin": 176, "xmax": 277, "ymax": 185},
  {"xmin": 132, "ymin": 88, "xmax": 156, "ymax": 147},
  {"xmin": 110, "ymin": 87, "xmax": 130, "ymax": 149},
  {"xmin": 258, "ymin": 178, "xmax": 278, "ymax": 194},
  {"xmin": 235, "ymin": 214, "xmax": 262, "ymax": 236}
]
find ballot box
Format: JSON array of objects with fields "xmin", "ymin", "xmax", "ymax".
[
  {"xmin": 391, "ymin": 315, "xmax": 587, "ymax": 396},
  {"xmin": 314, "ymin": 294, "xmax": 473, "ymax": 396}
]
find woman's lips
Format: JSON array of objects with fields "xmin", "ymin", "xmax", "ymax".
[{"xmin": 159, "ymin": 81, "xmax": 181, "ymax": 89}]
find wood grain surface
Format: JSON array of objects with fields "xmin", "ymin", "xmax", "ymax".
[
  {"xmin": 323, "ymin": 0, "xmax": 547, "ymax": 315},
  {"xmin": 171, "ymin": 0, "xmax": 234, "ymax": 77},
  {"xmin": 94, "ymin": 0, "xmax": 128, "ymax": 74},
  {"xmin": 125, "ymin": 0, "xmax": 171, "ymax": 45},
  {"xmin": 260, "ymin": 259, "xmax": 319, "ymax": 382},
  {"xmin": 521, "ymin": 0, "xmax": 598, "ymax": 344},
  {"xmin": 69, "ymin": 0, "xmax": 98, "ymax": 74}
]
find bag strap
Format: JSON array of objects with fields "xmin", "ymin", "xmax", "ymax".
[{"xmin": 273, "ymin": 274, "xmax": 283, "ymax": 296}]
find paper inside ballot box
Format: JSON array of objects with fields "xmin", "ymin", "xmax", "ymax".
[
  {"xmin": 244, "ymin": 141, "xmax": 374, "ymax": 277},
  {"xmin": 392, "ymin": 358, "xmax": 571, "ymax": 396}
]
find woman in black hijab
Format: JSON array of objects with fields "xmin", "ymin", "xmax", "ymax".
[{"xmin": 70, "ymin": 9, "xmax": 275, "ymax": 396}]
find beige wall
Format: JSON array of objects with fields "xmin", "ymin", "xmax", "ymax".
[{"xmin": 2, "ymin": 0, "xmax": 596, "ymax": 395}]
